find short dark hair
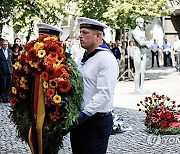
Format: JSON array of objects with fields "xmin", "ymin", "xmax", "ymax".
[
  {"xmin": 12, "ymin": 43, "xmax": 20, "ymax": 50},
  {"xmin": 14, "ymin": 38, "xmax": 21, "ymax": 43},
  {"xmin": 0, "ymin": 38, "xmax": 4, "ymax": 42}
]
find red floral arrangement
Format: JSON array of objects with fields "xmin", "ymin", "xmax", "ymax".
[
  {"xmin": 10, "ymin": 34, "xmax": 83, "ymax": 153},
  {"xmin": 137, "ymin": 92, "xmax": 180, "ymax": 134}
]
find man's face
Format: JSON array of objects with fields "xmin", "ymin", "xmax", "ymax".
[
  {"xmin": 116, "ymin": 40, "xmax": 120, "ymax": 46},
  {"xmin": 2, "ymin": 40, "xmax": 8, "ymax": 50},
  {"xmin": 79, "ymin": 28, "xmax": 98, "ymax": 50}
]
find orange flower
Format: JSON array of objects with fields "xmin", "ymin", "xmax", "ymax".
[
  {"xmin": 49, "ymin": 79, "xmax": 58, "ymax": 88},
  {"xmin": 46, "ymin": 88, "xmax": 55, "ymax": 99},
  {"xmin": 43, "ymin": 54, "xmax": 56, "ymax": 66},
  {"xmin": 61, "ymin": 72, "xmax": 69, "ymax": 79},
  {"xmin": 58, "ymin": 80, "xmax": 71, "ymax": 94},
  {"xmin": 41, "ymin": 71, "xmax": 49, "ymax": 81}
]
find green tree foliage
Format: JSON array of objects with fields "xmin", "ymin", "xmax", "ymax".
[
  {"xmin": 73, "ymin": 0, "xmax": 174, "ymax": 29},
  {"xmin": 73, "ymin": 0, "xmax": 175, "ymax": 46},
  {"xmin": 0, "ymin": 0, "xmax": 69, "ymax": 38},
  {"xmin": 76, "ymin": 0, "xmax": 111, "ymax": 21},
  {"xmin": 104, "ymin": 0, "xmax": 174, "ymax": 29},
  {"xmin": 0, "ymin": 0, "xmax": 16, "ymax": 24}
]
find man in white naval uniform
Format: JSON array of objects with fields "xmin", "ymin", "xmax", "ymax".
[
  {"xmin": 70, "ymin": 17, "xmax": 119, "ymax": 154},
  {"xmin": 132, "ymin": 17, "xmax": 150, "ymax": 93}
]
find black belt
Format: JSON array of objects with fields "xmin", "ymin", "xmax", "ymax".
[{"xmin": 94, "ymin": 112, "xmax": 112, "ymax": 117}]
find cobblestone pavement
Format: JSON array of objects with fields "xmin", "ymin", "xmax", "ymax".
[{"xmin": 1, "ymin": 66, "xmax": 180, "ymax": 154}]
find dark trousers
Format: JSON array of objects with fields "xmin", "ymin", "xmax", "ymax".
[
  {"xmin": 151, "ymin": 51, "xmax": 159, "ymax": 67},
  {"xmin": 70, "ymin": 113, "xmax": 113, "ymax": 154},
  {"xmin": 163, "ymin": 51, "xmax": 172, "ymax": 67},
  {"xmin": 0, "ymin": 74, "xmax": 12, "ymax": 101}
]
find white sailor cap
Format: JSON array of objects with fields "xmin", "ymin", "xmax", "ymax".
[
  {"xmin": 37, "ymin": 23, "xmax": 63, "ymax": 37},
  {"xmin": 78, "ymin": 17, "xmax": 108, "ymax": 31}
]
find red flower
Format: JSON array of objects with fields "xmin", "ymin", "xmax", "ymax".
[
  {"xmin": 67, "ymin": 68, "xmax": 73, "ymax": 74},
  {"xmin": 169, "ymin": 122, "xmax": 180, "ymax": 128},
  {"xmin": 24, "ymin": 40, "xmax": 36, "ymax": 51},
  {"xmin": 47, "ymin": 67, "xmax": 56, "ymax": 79},
  {"xmin": 46, "ymin": 88, "xmax": 55, "ymax": 99},
  {"xmin": 41, "ymin": 71, "xmax": 49, "ymax": 81},
  {"xmin": 157, "ymin": 112, "xmax": 166, "ymax": 119},
  {"xmin": 165, "ymin": 111, "xmax": 173, "ymax": 120},
  {"xmin": 48, "ymin": 43, "xmax": 60, "ymax": 55},
  {"xmin": 58, "ymin": 53, "xmax": 66, "ymax": 61},
  {"xmin": 28, "ymin": 48, "xmax": 37, "ymax": 61},
  {"xmin": 58, "ymin": 80, "xmax": 71, "ymax": 94},
  {"xmin": 49, "ymin": 112, "xmax": 58, "ymax": 122},
  {"xmin": 10, "ymin": 98, "xmax": 16, "ymax": 106},
  {"xmin": 161, "ymin": 120, "xmax": 168, "ymax": 130},
  {"xmin": 37, "ymin": 34, "xmax": 49, "ymax": 42},
  {"xmin": 56, "ymin": 41, "xmax": 63, "ymax": 47}
]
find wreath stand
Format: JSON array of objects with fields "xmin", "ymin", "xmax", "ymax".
[{"xmin": 118, "ymin": 55, "xmax": 134, "ymax": 81}]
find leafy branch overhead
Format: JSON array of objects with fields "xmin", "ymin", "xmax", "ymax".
[
  {"xmin": 1, "ymin": 0, "xmax": 70, "ymax": 34},
  {"xmin": 77, "ymin": 0, "xmax": 175, "ymax": 29},
  {"xmin": 0, "ymin": 0, "xmax": 176, "ymax": 35}
]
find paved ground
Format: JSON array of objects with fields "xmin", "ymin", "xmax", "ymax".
[{"xmin": 0, "ymin": 66, "xmax": 180, "ymax": 154}]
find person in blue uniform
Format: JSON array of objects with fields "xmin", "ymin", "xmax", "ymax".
[{"xmin": 70, "ymin": 17, "xmax": 119, "ymax": 154}]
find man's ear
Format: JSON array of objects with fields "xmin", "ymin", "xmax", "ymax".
[{"xmin": 96, "ymin": 31, "xmax": 102, "ymax": 38}]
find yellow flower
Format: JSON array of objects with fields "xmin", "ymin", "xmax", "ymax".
[
  {"xmin": 38, "ymin": 50, "xmax": 46, "ymax": 58},
  {"xmin": 29, "ymin": 61, "xmax": 38, "ymax": 68},
  {"xmin": 34, "ymin": 42, "xmax": 44, "ymax": 50},
  {"xmin": 53, "ymin": 95, "xmax": 61, "ymax": 104},
  {"xmin": 13, "ymin": 62, "xmax": 22, "ymax": 70},
  {"xmin": 43, "ymin": 81, "xmax": 48, "ymax": 89},
  {"xmin": 20, "ymin": 77, "xmax": 26, "ymax": 82},
  {"xmin": 53, "ymin": 59, "xmax": 61, "ymax": 67},
  {"xmin": 12, "ymin": 87, "xmax": 17, "ymax": 94},
  {"xmin": 44, "ymin": 36, "xmax": 58, "ymax": 41}
]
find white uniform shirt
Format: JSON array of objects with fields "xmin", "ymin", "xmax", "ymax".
[{"xmin": 77, "ymin": 50, "xmax": 119, "ymax": 116}]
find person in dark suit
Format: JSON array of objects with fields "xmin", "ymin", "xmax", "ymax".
[
  {"xmin": 0, "ymin": 39, "xmax": 13, "ymax": 103},
  {"xmin": 111, "ymin": 40, "xmax": 121, "ymax": 60}
]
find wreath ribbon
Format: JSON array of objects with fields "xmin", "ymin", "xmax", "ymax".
[{"xmin": 28, "ymin": 76, "xmax": 45, "ymax": 154}]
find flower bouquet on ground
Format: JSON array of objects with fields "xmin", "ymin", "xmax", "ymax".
[
  {"xmin": 137, "ymin": 92, "xmax": 180, "ymax": 135},
  {"xmin": 111, "ymin": 110, "xmax": 124, "ymax": 135},
  {"xmin": 111, "ymin": 110, "xmax": 132, "ymax": 135},
  {"xmin": 10, "ymin": 34, "xmax": 83, "ymax": 154}
]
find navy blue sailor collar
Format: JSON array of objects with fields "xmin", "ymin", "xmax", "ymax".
[{"xmin": 81, "ymin": 43, "xmax": 111, "ymax": 63}]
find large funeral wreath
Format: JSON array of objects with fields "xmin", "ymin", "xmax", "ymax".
[{"xmin": 10, "ymin": 34, "xmax": 83, "ymax": 154}]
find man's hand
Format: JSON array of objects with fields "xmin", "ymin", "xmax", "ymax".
[
  {"xmin": 78, "ymin": 111, "xmax": 91, "ymax": 124},
  {"xmin": 70, "ymin": 111, "xmax": 91, "ymax": 130}
]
